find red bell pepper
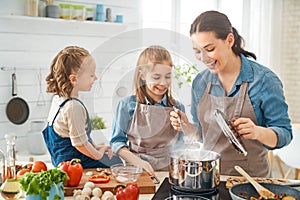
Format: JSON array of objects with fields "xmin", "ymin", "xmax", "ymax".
[
  {"xmin": 88, "ymin": 174, "xmax": 110, "ymax": 183},
  {"xmin": 58, "ymin": 158, "xmax": 83, "ymax": 187},
  {"xmin": 115, "ymin": 183, "xmax": 140, "ymax": 200}
]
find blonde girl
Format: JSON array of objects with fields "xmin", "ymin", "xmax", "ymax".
[
  {"xmin": 43, "ymin": 46, "xmax": 122, "ymax": 168},
  {"xmin": 110, "ymin": 45, "xmax": 185, "ymax": 175}
]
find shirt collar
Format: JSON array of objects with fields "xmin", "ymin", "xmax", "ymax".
[
  {"xmin": 211, "ymin": 54, "xmax": 254, "ymax": 86},
  {"xmin": 236, "ymin": 54, "xmax": 254, "ymax": 84},
  {"xmin": 145, "ymin": 94, "xmax": 168, "ymax": 106}
]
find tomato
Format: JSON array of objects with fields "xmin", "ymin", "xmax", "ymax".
[
  {"xmin": 31, "ymin": 161, "xmax": 47, "ymax": 172},
  {"xmin": 88, "ymin": 175, "xmax": 110, "ymax": 184},
  {"xmin": 17, "ymin": 168, "xmax": 31, "ymax": 176}
]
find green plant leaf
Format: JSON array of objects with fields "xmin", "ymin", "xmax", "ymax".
[
  {"xmin": 91, "ymin": 116, "xmax": 106, "ymax": 130},
  {"xmin": 19, "ymin": 168, "xmax": 68, "ymax": 200},
  {"xmin": 174, "ymin": 64, "xmax": 199, "ymax": 88}
]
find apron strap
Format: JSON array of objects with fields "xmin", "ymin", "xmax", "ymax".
[
  {"xmin": 50, "ymin": 99, "xmax": 70, "ymax": 126},
  {"xmin": 204, "ymin": 82, "xmax": 212, "ymax": 94},
  {"xmin": 233, "ymin": 82, "xmax": 248, "ymax": 118},
  {"xmin": 50, "ymin": 98, "xmax": 91, "ymax": 134}
]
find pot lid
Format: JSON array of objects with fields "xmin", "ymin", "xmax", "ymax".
[{"xmin": 214, "ymin": 109, "xmax": 247, "ymax": 156}]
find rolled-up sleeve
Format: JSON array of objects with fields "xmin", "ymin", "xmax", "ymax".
[{"xmin": 259, "ymin": 71, "xmax": 292, "ymax": 149}]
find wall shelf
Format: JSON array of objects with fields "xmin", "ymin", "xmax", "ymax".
[{"xmin": 0, "ymin": 15, "xmax": 127, "ymax": 37}]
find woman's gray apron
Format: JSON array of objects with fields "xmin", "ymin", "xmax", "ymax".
[
  {"xmin": 197, "ymin": 82, "xmax": 270, "ymax": 177},
  {"xmin": 127, "ymin": 103, "xmax": 178, "ymax": 170}
]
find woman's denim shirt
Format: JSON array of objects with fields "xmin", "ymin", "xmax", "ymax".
[
  {"xmin": 191, "ymin": 54, "xmax": 292, "ymax": 149},
  {"xmin": 110, "ymin": 94, "xmax": 185, "ymax": 154}
]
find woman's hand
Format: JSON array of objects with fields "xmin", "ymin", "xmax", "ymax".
[
  {"xmin": 232, "ymin": 117, "xmax": 277, "ymax": 147},
  {"xmin": 232, "ymin": 117, "xmax": 259, "ymax": 140},
  {"xmin": 170, "ymin": 109, "xmax": 188, "ymax": 131},
  {"xmin": 170, "ymin": 109, "xmax": 200, "ymax": 140}
]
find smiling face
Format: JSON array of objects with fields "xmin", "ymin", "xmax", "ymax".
[
  {"xmin": 191, "ymin": 31, "xmax": 235, "ymax": 74},
  {"xmin": 141, "ymin": 62, "xmax": 172, "ymax": 102}
]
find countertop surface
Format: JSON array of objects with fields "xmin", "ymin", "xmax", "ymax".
[{"xmin": 64, "ymin": 171, "xmax": 169, "ymax": 200}]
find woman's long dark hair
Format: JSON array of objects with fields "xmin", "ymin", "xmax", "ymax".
[{"xmin": 190, "ymin": 10, "xmax": 256, "ymax": 60}]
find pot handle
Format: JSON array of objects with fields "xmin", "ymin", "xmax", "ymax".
[
  {"xmin": 12, "ymin": 73, "xmax": 17, "ymax": 96},
  {"xmin": 184, "ymin": 160, "xmax": 218, "ymax": 177}
]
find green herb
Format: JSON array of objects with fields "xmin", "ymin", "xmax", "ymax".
[
  {"xmin": 174, "ymin": 64, "xmax": 199, "ymax": 88},
  {"xmin": 91, "ymin": 116, "xmax": 106, "ymax": 130},
  {"xmin": 19, "ymin": 168, "xmax": 69, "ymax": 200}
]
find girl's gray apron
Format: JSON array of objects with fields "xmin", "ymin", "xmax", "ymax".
[
  {"xmin": 197, "ymin": 82, "xmax": 270, "ymax": 177},
  {"xmin": 127, "ymin": 103, "xmax": 178, "ymax": 170}
]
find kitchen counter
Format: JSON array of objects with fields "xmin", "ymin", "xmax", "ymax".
[
  {"xmin": 17, "ymin": 170, "xmax": 300, "ymax": 200},
  {"xmin": 63, "ymin": 171, "xmax": 169, "ymax": 200}
]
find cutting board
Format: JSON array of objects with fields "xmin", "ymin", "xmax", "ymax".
[{"xmin": 64, "ymin": 168, "xmax": 156, "ymax": 196}]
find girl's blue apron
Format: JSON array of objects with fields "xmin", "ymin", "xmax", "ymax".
[{"xmin": 42, "ymin": 98, "xmax": 122, "ymax": 168}]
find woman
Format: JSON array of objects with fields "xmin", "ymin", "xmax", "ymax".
[{"xmin": 170, "ymin": 11, "xmax": 292, "ymax": 177}]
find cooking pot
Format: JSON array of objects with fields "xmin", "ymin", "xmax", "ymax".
[{"xmin": 169, "ymin": 148, "xmax": 221, "ymax": 192}]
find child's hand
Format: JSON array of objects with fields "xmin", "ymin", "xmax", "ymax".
[
  {"xmin": 98, "ymin": 145, "xmax": 113, "ymax": 158},
  {"xmin": 139, "ymin": 160, "xmax": 155, "ymax": 176}
]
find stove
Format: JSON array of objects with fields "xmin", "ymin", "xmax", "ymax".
[{"xmin": 151, "ymin": 178, "xmax": 232, "ymax": 200}]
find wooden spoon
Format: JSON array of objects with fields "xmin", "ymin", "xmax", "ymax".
[{"xmin": 234, "ymin": 165, "xmax": 275, "ymax": 199}]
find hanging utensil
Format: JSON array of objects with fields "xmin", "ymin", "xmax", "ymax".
[
  {"xmin": 37, "ymin": 69, "xmax": 46, "ymax": 106},
  {"xmin": 6, "ymin": 72, "xmax": 30, "ymax": 124},
  {"xmin": 234, "ymin": 165, "xmax": 276, "ymax": 199}
]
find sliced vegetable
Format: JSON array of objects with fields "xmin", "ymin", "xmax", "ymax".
[{"xmin": 88, "ymin": 174, "xmax": 110, "ymax": 184}]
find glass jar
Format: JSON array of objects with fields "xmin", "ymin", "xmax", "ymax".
[
  {"xmin": 85, "ymin": 7, "xmax": 94, "ymax": 21},
  {"xmin": 26, "ymin": 0, "xmax": 39, "ymax": 17},
  {"xmin": 0, "ymin": 149, "xmax": 4, "ymax": 185},
  {"xmin": 0, "ymin": 134, "xmax": 21, "ymax": 199},
  {"xmin": 59, "ymin": 3, "xmax": 72, "ymax": 19},
  {"xmin": 72, "ymin": 5, "xmax": 85, "ymax": 20}
]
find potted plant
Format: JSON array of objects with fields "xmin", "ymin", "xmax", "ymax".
[
  {"xmin": 19, "ymin": 168, "xmax": 68, "ymax": 200},
  {"xmin": 90, "ymin": 116, "xmax": 106, "ymax": 130},
  {"xmin": 90, "ymin": 116, "xmax": 111, "ymax": 144}
]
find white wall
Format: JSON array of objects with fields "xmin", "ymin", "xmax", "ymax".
[
  {"xmin": 281, "ymin": 0, "xmax": 300, "ymax": 123},
  {"xmin": 0, "ymin": 0, "xmax": 142, "ymax": 154}
]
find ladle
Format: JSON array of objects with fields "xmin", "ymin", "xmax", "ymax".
[{"xmin": 234, "ymin": 165, "xmax": 275, "ymax": 199}]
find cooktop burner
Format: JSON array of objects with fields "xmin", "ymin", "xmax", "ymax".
[
  {"xmin": 171, "ymin": 185, "xmax": 218, "ymax": 197},
  {"xmin": 151, "ymin": 178, "xmax": 231, "ymax": 200}
]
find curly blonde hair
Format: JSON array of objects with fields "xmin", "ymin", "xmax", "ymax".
[
  {"xmin": 134, "ymin": 45, "xmax": 177, "ymax": 106},
  {"xmin": 45, "ymin": 46, "xmax": 90, "ymax": 97}
]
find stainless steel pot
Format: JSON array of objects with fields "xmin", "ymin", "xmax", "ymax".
[{"xmin": 169, "ymin": 149, "xmax": 221, "ymax": 192}]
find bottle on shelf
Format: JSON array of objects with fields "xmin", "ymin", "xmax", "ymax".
[
  {"xmin": 26, "ymin": 0, "xmax": 39, "ymax": 17},
  {"xmin": 0, "ymin": 134, "xmax": 22, "ymax": 200}
]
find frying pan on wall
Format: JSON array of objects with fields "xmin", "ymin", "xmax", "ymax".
[{"xmin": 6, "ymin": 73, "xmax": 30, "ymax": 125}]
